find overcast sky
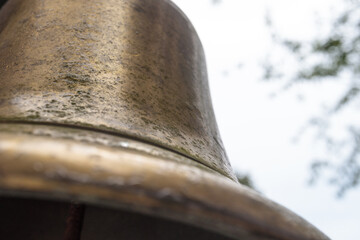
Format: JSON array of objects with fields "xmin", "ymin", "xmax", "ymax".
[{"xmin": 171, "ymin": 0, "xmax": 360, "ymax": 239}]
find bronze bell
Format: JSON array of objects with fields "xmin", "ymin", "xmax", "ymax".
[{"xmin": 0, "ymin": 0, "xmax": 329, "ymax": 239}]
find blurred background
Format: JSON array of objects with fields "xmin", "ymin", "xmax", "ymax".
[{"xmin": 171, "ymin": 0, "xmax": 360, "ymax": 239}]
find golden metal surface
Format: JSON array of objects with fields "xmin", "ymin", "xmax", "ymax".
[
  {"xmin": 0, "ymin": 124, "xmax": 329, "ymax": 240},
  {"xmin": 0, "ymin": 1, "xmax": 330, "ymax": 239},
  {"xmin": 0, "ymin": 0, "xmax": 235, "ymax": 180}
]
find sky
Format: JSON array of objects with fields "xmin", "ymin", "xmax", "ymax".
[{"xmin": 171, "ymin": 0, "xmax": 360, "ymax": 239}]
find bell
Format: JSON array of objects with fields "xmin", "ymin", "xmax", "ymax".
[{"xmin": 0, "ymin": 0, "xmax": 329, "ymax": 239}]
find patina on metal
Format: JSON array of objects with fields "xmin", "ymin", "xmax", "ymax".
[
  {"xmin": 0, "ymin": 0, "xmax": 234, "ymax": 180},
  {"xmin": 0, "ymin": 0, "xmax": 329, "ymax": 240}
]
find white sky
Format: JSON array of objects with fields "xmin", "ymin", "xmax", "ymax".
[{"xmin": 171, "ymin": 0, "xmax": 360, "ymax": 239}]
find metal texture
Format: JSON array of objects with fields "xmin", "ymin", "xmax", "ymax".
[
  {"xmin": 0, "ymin": 0, "xmax": 330, "ymax": 240},
  {"xmin": 0, "ymin": 0, "xmax": 235, "ymax": 180},
  {"xmin": 0, "ymin": 124, "xmax": 329, "ymax": 240}
]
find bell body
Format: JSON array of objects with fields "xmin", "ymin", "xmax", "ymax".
[
  {"xmin": 0, "ymin": 0, "xmax": 329, "ymax": 240},
  {"xmin": 0, "ymin": 0, "xmax": 235, "ymax": 180}
]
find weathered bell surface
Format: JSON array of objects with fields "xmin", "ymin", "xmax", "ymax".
[{"xmin": 0, "ymin": 0, "xmax": 329, "ymax": 239}]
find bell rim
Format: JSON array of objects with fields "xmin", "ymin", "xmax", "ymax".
[{"xmin": 0, "ymin": 125, "xmax": 329, "ymax": 240}]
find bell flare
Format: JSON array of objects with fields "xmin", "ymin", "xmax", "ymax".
[
  {"xmin": 0, "ymin": 0, "xmax": 329, "ymax": 239},
  {"xmin": 0, "ymin": 124, "xmax": 329, "ymax": 240}
]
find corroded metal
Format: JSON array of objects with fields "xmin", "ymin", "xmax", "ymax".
[
  {"xmin": 0, "ymin": 0, "xmax": 330, "ymax": 240},
  {"xmin": 0, "ymin": 0, "xmax": 234, "ymax": 180}
]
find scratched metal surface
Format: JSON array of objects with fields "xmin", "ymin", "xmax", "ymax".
[
  {"xmin": 0, "ymin": 1, "xmax": 332, "ymax": 239},
  {"xmin": 0, "ymin": 125, "xmax": 330, "ymax": 240},
  {"xmin": 0, "ymin": 0, "xmax": 235, "ymax": 180}
]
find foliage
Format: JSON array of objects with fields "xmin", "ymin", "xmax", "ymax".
[
  {"xmin": 264, "ymin": 1, "xmax": 360, "ymax": 197},
  {"xmin": 235, "ymin": 171, "xmax": 258, "ymax": 191}
]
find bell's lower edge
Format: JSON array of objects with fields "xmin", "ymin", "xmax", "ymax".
[{"xmin": 0, "ymin": 124, "xmax": 330, "ymax": 240}]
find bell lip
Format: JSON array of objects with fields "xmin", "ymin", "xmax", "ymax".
[{"xmin": 0, "ymin": 130, "xmax": 329, "ymax": 240}]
